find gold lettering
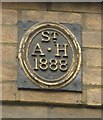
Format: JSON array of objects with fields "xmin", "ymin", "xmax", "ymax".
[
  {"xmin": 49, "ymin": 59, "xmax": 58, "ymax": 71},
  {"xmin": 55, "ymin": 44, "xmax": 68, "ymax": 57},
  {"xmin": 52, "ymin": 32, "xmax": 58, "ymax": 40},
  {"xmin": 31, "ymin": 43, "xmax": 45, "ymax": 56},
  {"xmin": 59, "ymin": 59, "xmax": 68, "ymax": 71},
  {"xmin": 34, "ymin": 58, "xmax": 39, "ymax": 70},
  {"xmin": 42, "ymin": 31, "xmax": 50, "ymax": 42},
  {"xmin": 39, "ymin": 58, "xmax": 48, "ymax": 70}
]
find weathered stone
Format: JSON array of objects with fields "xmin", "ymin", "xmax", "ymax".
[
  {"xmin": 19, "ymin": 90, "xmax": 82, "ymax": 105},
  {"xmin": 87, "ymin": 88, "xmax": 101, "ymax": 106},
  {"xmin": 1, "ymin": 82, "xmax": 16, "ymax": 101},
  {"xmin": 2, "ymin": 64, "xmax": 17, "ymax": 81},
  {"xmin": 1, "ymin": 25, "xmax": 17, "ymax": 43},
  {"xmin": 2, "ymin": 2, "xmax": 47, "ymax": 11},
  {"xmin": 83, "ymin": 49, "xmax": 101, "ymax": 68},
  {"xmin": 2, "ymin": 9, "xmax": 17, "ymax": 25},
  {"xmin": 1, "ymin": 45, "xmax": 17, "ymax": 65},
  {"xmin": 48, "ymin": 107, "xmax": 101, "ymax": 118},
  {"xmin": 2, "ymin": 105, "xmax": 47, "ymax": 118},
  {"xmin": 22, "ymin": 11, "xmax": 82, "ymax": 24},
  {"xmin": 85, "ymin": 14, "xmax": 101, "ymax": 30},
  {"xmin": 83, "ymin": 68, "xmax": 101, "ymax": 85},
  {"xmin": 51, "ymin": 3, "xmax": 101, "ymax": 13},
  {"xmin": 82, "ymin": 31, "xmax": 101, "ymax": 48},
  {"xmin": 0, "ymin": 84, "xmax": 1, "ymax": 100}
]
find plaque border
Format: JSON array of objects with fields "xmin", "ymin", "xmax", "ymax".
[{"xmin": 18, "ymin": 22, "xmax": 81, "ymax": 89}]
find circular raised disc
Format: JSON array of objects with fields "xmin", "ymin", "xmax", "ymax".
[{"xmin": 18, "ymin": 22, "xmax": 81, "ymax": 89}]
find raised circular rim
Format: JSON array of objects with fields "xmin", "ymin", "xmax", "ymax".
[
  {"xmin": 26, "ymin": 28, "xmax": 74, "ymax": 82},
  {"xmin": 18, "ymin": 22, "xmax": 81, "ymax": 89}
]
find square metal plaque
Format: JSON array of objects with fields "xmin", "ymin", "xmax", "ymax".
[{"xmin": 17, "ymin": 21, "xmax": 82, "ymax": 92}]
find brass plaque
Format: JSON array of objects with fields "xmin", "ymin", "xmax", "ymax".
[{"xmin": 18, "ymin": 22, "xmax": 82, "ymax": 91}]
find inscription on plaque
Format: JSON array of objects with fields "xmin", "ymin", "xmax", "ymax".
[
  {"xmin": 18, "ymin": 22, "xmax": 82, "ymax": 91},
  {"xmin": 29, "ymin": 30, "xmax": 72, "ymax": 81}
]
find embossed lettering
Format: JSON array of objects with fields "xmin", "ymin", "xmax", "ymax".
[
  {"xmin": 33, "ymin": 58, "xmax": 68, "ymax": 72},
  {"xmin": 59, "ymin": 59, "xmax": 68, "ymax": 71},
  {"xmin": 39, "ymin": 58, "xmax": 48, "ymax": 70},
  {"xmin": 49, "ymin": 59, "xmax": 58, "ymax": 71},
  {"xmin": 52, "ymin": 32, "xmax": 58, "ymax": 40},
  {"xmin": 34, "ymin": 58, "xmax": 39, "ymax": 70},
  {"xmin": 55, "ymin": 44, "xmax": 68, "ymax": 57},
  {"xmin": 42, "ymin": 31, "xmax": 50, "ymax": 42},
  {"xmin": 31, "ymin": 43, "xmax": 45, "ymax": 56}
]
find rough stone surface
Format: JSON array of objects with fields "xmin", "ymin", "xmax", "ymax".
[
  {"xmin": 2, "ymin": 64, "xmax": 17, "ymax": 81},
  {"xmin": 2, "ymin": 105, "xmax": 101, "ymax": 118},
  {"xmin": 85, "ymin": 14, "xmax": 101, "ymax": 30},
  {"xmin": 47, "ymin": 107, "xmax": 101, "ymax": 118},
  {"xmin": 0, "ymin": 84, "xmax": 1, "ymax": 101},
  {"xmin": 0, "ymin": 10, "xmax": 2, "ymax": 24},
  {"xmin": 2, "ymin": 9, "xmax": 17, "ymax": 25},
  {"xmin": 83, "ymin": 49, "xmax": 101, "ymax": 68},
  {"xmin": 19, "ymin": 90, "xmax": 82, "ymax": 105},
  {"xmin": 2, "ymin": 105, "xmax": 48, "ymax": 118},
  {"xmin": 22, "ymin": 11, "xmax": 82, "ymax": 24},
  {"xmin": 1, "ymin": 45, "xmax": 17, "ymax": 65},
  {"xmin": 83, "ymin": 67, "xmax": 101, "ymax": 85},
  {"xmin": 82, "ymin": 31, "xmax": 101, "ymax": 48},
  {"xmin": 2, "ymin": 2, "xmax": 47, "ymax": 11},
  {"xmin": 2, "ymin": 25, "xmax": 17, "ymax": 43},
  {"xmin": 87, "ymin": 88, "xmax": 101, "ymax": 106},
  {"xmin": 1, "ymin": 82, "xmax": 16, "ymax": 101},
  {"xmin": 51, "ymin": 3, "xmax": 101, "ymax": 13}
]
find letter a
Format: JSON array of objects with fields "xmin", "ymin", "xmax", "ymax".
[{"xmin": 31, "ymin": 43, "xmax": 45, "ymax": 56}]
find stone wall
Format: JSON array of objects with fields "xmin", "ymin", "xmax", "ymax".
[{"xmin": 1, "ymin": 2, "xmax": 102, "ymax": 118}]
